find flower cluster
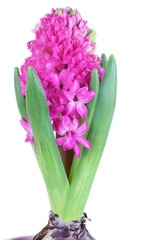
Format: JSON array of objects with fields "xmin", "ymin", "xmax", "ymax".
[{"xmin": 19, "ymin": 7, "xmax": 104, "ymax": 157}]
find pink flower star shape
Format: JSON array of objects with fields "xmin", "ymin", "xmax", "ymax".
[
  {"xmin": 63, "ymin": 80, "xmax": 96, "ymax": 118},
  {"xmin": 54, "ymin": 116, "xmax": 91, "ymax": 157}
]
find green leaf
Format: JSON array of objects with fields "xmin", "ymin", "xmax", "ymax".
[
  {"xmin": 83, "ymin": 69, "xmax": 100, "ymax": 136},
  {"xmin": 101, "ymin": 53, "xmax": 107, "ymax": 70},
  {"xmin": 61, "ymin": 55, "xmax": 117, "ymax": 222},
  {"xmin": 69, "ymin": 69, "xmax": 99, "ymax": 184},
  {"xmin": 14, "ymin": 67, "xmax": 27, "ymax": 121},
  {"xmin": 26, "ymin": 66, "xmax": 69, "ymax": 214},
  {"xmin": 31, "ymin": 142, "xmax": 44, "ymax": 177}
]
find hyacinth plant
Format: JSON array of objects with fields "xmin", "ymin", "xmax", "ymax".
[{"xmin": 14, "ymin": 7, "xmax": 117, "ymax": 240}]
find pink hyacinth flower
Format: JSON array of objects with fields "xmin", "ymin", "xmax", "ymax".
[
  {"xmin": 54, "ymin": 116, "xmax": 91, "ymax": 157},
  {"xmin": 20, "ymin": 116, "xmax": 38, "ymax": 154},
  {"xmin": 63, "ymin": 80, "xmax": 96, "ymax": 118},
  {"xmin": 19, "ymin": 7, "xmax": 104, "ymax": 157}
]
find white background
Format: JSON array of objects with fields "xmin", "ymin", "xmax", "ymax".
[{"xmin": 0, "ymin": 0, "xmax": 144, "ymax": 239}]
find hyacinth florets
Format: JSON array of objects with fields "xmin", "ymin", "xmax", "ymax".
[{"xmin": 19, "ymin": 7, "xmax": 104, "ymax": 157}]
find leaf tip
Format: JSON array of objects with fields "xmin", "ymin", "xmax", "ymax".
[
  {"xmin": 28, "ymin": 65, "xmax": 34, "ymax": 71},
  {"xmin": 14, "ymin": 67, "xmax": 20, "ymax": 78},
  {"xmin": 109, "ymin": 54, "xmax": 116, "ymax": 62}
]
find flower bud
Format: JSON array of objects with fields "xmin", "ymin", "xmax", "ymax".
[
  {"xmin": 70, "ymin": 9, "xmax": 78, "ymax": 16},
  {"xmin": 87, "ymin": 29, "xmax": 96, "ymax": 44},
  {"xmin": 55, "ymin": 9, "xmax": 62, "ymax": 16}
]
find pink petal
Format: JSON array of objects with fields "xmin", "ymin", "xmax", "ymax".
[
  {"xmin": 21, "ymin": 85, "xmax": 26, "ymax": 96},
  {"xmin": 47, "ymin": 72, "xmax": 59, "ymax": 87},
  {"xmin": 56, "ymin": 136, "xmax": 66, "ymax": 146},
  {"xmin": 75, "ymin": 12, "xmax": 82, "ymax": 25},
  {"xmin": 65, "ymin": 6, "xmax": 72, "ymax": 13},
  {"xmin": 81, "ymin": 90, "xmax": 96, "ymax": 104},
  {"xmin": 59, "ymin": 69, "xmax": 67, "ymax": 82},
  {"xmin": 20, "ymin": 118, "xmax": 31, "ymax": 133},
  {"xmin": 62, "ymin": 116, "xmax": 72, "ymax": 131},
  {"xmin": 70, "ymin": 80, "xmax": 80, "ymax": 93},
  {"xmin": 46, "ymin": 58, "xmax": 58, "ymax": 70},
  {"xmin": 63, "ymin": 71, "xmax": 75, "ymax": 89},
  {"xmin": 63, "ymin": 90, "xmax": 74, "ymax": 101},
  {"xmin": 76, "ymin": 87, "xmax": 88, "ymax": 99},
  {"xmin": 49, "ymin": 104, "xmax": 64, "ymax": 119},
  {"xmin": 63, "ymin": 101, "xmax": 75, "ymax": 116},
  {"xmin": 71, "ymin": 117, "xmax": 79, "ymax": 131},
  {"xmin": 68, "ymin": 15, "xmax": 76, "ymax": 28},
  {"xmin": 73, "ymin": 142, "xmax": 80, "ymax": 158},
  {"xmin": 53, "ymin": 119, "xmax": 66, "ymax": 136},
  {"xmin": 34, "ymin": 141, "xmax": 38, "ymax": 154},
  {"xmin": 25, "ymin": 134, "xmax": 33, "ymax": 142},
  {"xmin": 66, "ymin": 71, "xmax": 75, "ymax": 82},
  {"xmin": 75, "ymin": 121, "xmax": 88, "ymax": 135},
  {"xmin": 63, "ymin": 136, "xmax": 73, "ymax": 150},
  {"xmin": 76, "ymin": 136, "xmax": 92, "ymax": 149},
  {"xmin": 56, "ymin": 90, "xmax": 67, "ymax": 105},
  {"xmin": 75, "ymin": 101, "xmax": 87, "ymax": 118}
]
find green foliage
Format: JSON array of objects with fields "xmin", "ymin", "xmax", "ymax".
[
  {"xmin": 101, "ymin": 53, "xmax": 108, "ymax": 70},
  {"xmin": 14, "ymin": 67, "xmax": 27, "ymax": 121},
  {"xmin": 26, "ymin": 67, "xmax": 69, "ymax": 214},
  {"xmin": 61, "ymin": 55, "xmax": 117, "ymax": 222},
  {"xmin": 69, "ymin": 69, "xmax": 99, "ymax": 184},
  {"xmin": 14, "ymin": 54, "xmax": 117, "ymax": 222}
]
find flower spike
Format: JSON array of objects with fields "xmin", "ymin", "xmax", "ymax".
[{"xmin": 18, "ymin": 7, "xmax": 104, "ymax": 157}]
